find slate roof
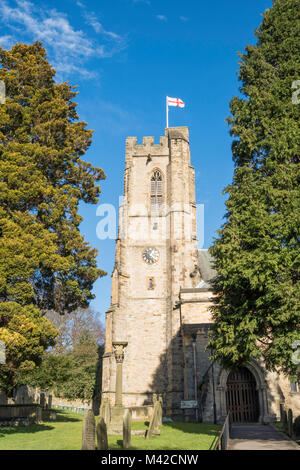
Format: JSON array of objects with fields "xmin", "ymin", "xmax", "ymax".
[{"xmin": 196, "ymin": 249, "xmax": 217, "ymax": 289}]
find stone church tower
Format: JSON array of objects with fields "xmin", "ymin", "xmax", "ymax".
[
  {"xmin": 102, "ymin": 127, "xmax": 299, "ymax": 424},
  {"xmin": 102, "ymin": 126, "xmax": 201, "ymax": 415}
]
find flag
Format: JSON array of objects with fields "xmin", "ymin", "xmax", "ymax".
[{"xmin": 167, "ymin": 96, "xmax": 185, "ymax": 108}]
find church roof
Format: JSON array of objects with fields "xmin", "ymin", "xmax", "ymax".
[{"xmin": 196, "ymin": 249, "xmax": 217, "ymax": 289}]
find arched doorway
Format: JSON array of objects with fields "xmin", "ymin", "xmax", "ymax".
[{"xmin": 226, "ymin": 367, "xmax": 259, "ymax": 423}]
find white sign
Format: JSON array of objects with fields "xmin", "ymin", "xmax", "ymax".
[{"xmin": 180, "ymin": 400, "xmax": 198, "ymax": 409}]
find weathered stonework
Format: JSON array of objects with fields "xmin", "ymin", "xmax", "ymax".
[{"xmin": 102, "ymin": 127, "xmax": 300, "ymax": 424}]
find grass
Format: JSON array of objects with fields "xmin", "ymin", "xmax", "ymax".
[
  {"xmin": 0, "ymin": 409, "xmax": 83, "ymax": 450},
  {"xmin": 109, "ymin": 421, "xmax": 221, "ymax": 450},
  {"xmin": 0, "ymin": 409, "xmax": 221, "ymax": 450},
  {"xmin": 274, "ymin": 422, "xmax": 284, "ymax": 433}
]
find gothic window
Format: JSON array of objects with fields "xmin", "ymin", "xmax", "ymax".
[{"xmin": 150, "ymin": 170, "xmax": 162, "ymax": 211}]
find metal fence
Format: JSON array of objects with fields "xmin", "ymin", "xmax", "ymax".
[
  {"xmin": 54, "ymin": 405, "xmax": 87, "ymax": 414},
  {"xmin": 212, "ymin": 412, "xmax": 231, "ymax": 450}
]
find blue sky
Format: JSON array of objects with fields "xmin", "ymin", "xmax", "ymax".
[{"xmin": 0, "ymin": 0, "xmax": 272, "ymax": 322}]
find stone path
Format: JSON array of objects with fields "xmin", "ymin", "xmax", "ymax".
[{"xmin": 228, "ymin": 424, "xmax": 300, "ymax": 450}]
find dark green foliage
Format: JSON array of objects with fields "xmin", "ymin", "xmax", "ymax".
[
  {"xmin": 0, "ymin": 42, "xmax": 106, "ymax": 393},
  {"xmin": 19, "ymin": 353, "xmax": 72, "ymax": 392},
  {"xmin": 208, "ymin": 0, "xmax": 300, "ymax": 376},
  {"xmin": 23, "ymin": 330, "xmax": 103, "ymax": 402},
  {"xmin": 59, "ymin": 330, "xmax": 103, "ymax": 401}
]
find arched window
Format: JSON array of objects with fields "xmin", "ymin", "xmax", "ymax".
[{"xmin": 150, "ymin": 170, "xmax": 162, "ymax": 211}]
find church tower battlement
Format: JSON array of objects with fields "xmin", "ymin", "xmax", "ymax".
[{"xmin": 102, "ymin": 127, "xmax": 201, "ymax": 414}]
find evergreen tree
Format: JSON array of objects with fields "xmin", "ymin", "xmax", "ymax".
[
  {"xmin": 0, "ymin": 42, "xmax": 106, "ymax": 393},
  {"xmin": 21, "ymin": 330, "xmax": 103, "ymax": 403},
  {"xmin": 208, "ymin": 0, "xmax": 300, "ymax": 376},
  {"xmin": 59, "ymin": 330, "xmax": 103, "ymax": 402}
]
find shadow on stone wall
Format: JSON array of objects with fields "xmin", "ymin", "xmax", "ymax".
[
  {"xmin": 92, "ymin": 344, "xmax": 104, "ymax": 416},
  {"xmin": 142, "ymin": 327, "xmax": 185, "ymax": 418},
  {"xmin": 140, "ymin": 323, "xmax": 293, "ymax": 424}
]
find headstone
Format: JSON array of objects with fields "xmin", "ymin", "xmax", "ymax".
[
  {"xmin": 82, "ymin": 409, "xmax": 95, "ymax": 450},
  {"xmin": 96, "ymin": 417, "xmax": 108, "ymax": 450},
  {"xmin": 15, "ymin": 385, "xmax": 34, "ymax": 405},
  {"xmin": 107, "ymin": 406, "xmax": 124, "ymax": 434},
  {"xmin": 48, "ymin": 395, "xmax": 52, "ymax": 409},
  {"xmin": 0, "ymin": 391, "xmax": 7, "ymax": 405},
  {"xmin": 279, "ymin": 403, "xmax": 285, "ymax": 423},
  {"xmin": 282, "ymin": 408, "xmax": 288, "ymax": 433},
  {"xmin": 36, "ymin": 405, "xmax": 43, "ymax": 423},
  {"xmin": 146, "ymin": 401, "xmax": 162, "ymax": 439},
  {"xmin": 40, "ymin": 393, "xmax": 45, "ymax": 408},
  {"xmin": 158, "ymin": 394, "xmax": 163, "ymax": 426},
  {"xmin": 123, "ymin": 408, "xmax": 132, "ymax": 449},
  {"xmin": 99, "ymin": 398, "xmax": 111, "ymax": 425},
  {"xmin": 287, "ymin": 409, "xmax": 293, "ymax": 438}
]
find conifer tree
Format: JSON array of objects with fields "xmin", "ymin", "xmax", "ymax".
[
  {"xmin": 0, "ymin": 42, "xmax": 106, "ymax": 393},
  {"xmin": 208, "ymin": 0, "xmax": 300, "ymax": 376}
]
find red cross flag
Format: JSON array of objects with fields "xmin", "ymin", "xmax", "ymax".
[
  {"xmin": 167, "ymin": 96, "xmax": 185, "ymax": 108},
  {"xmin": 166, "ymin": 96, "xmax": 185, "ymax": 127}
]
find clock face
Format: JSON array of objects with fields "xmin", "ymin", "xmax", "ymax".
[{"xmin": 142, "ymin": 247, "xmax": 159, "ymax": 264}]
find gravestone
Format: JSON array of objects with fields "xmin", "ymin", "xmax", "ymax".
[
  {"xmin": 279, "ymin": 403, "xmax": 285, "ymax": 423},
  {"xmin": 108, "ymin": 406, "xmax": 124, "ymax": 434},
  {"xmin": 40, "ymin": 393, "xmax": 45, "ymax": 408},
  {"xmin": 123, "ymin": 408, "xmax": 132, "ymax": 449},
  {"xmin": 15, "ymin": 385, "xmax": 34, "ymax": 405},
  {"xmin": 146, "ymin": 401, "xmax": 162, "ymax": 439},
  {"xmin": 48, "ymin": 395, "xmax": 52, "ymax": 409},
  {"xmin": 99, "ymin": 398, "xmax": 111, "ymax": 425},
  {"xmin": 96, "ymin": 417, "xmax": 108, "ymax": 450},
  {"xmin": 287, "ymin": 409, "xmax": 293, "ymax": 438},
  {"xmin": 282, "ymin": 408, "xmax": 288, "ymax": 433},
  {"xmin": 82, "ymin": 409, "xmax": 95, "ymax": 450},
  {"xmin": 0, "ymin": 391, "xmax": 7, "ymax": 405},
  {"xmin": 158, "ymin": 394, "xmax": 163, "ymax": 426},
  {"xmin": 36, "ymin": 405, "xmax": 43, "ymax": 423}
]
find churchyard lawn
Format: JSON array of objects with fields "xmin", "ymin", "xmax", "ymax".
[{"xmin": 0, "ymin": 409, "xmax": 221, "ymax": 450}]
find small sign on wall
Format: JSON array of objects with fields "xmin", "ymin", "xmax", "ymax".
[{"xmin": 180, "ymin": 400, "xmax": 198, "ymax": 409}]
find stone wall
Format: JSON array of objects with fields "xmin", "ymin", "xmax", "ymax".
[
  {"xmin": 0, "ymin": 404, "xmax": 42, "ymax": 426},
  {"xmin": 51, "ymin": 396, "xmax": 91, "ymax": 410}
]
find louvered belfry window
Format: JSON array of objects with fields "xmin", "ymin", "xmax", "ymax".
[{"xmin": 151, "ymin": 170, "xmax": 162, "ymax": 211}]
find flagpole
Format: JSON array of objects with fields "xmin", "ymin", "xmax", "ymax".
[{"xmin": 166, "ymin": 96, "xmax": 169, "ymax": 128}]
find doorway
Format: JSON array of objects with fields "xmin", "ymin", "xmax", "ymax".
[{"xmin": 226, "ymin": 367, "xmax": 259, "ymax": 423}]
